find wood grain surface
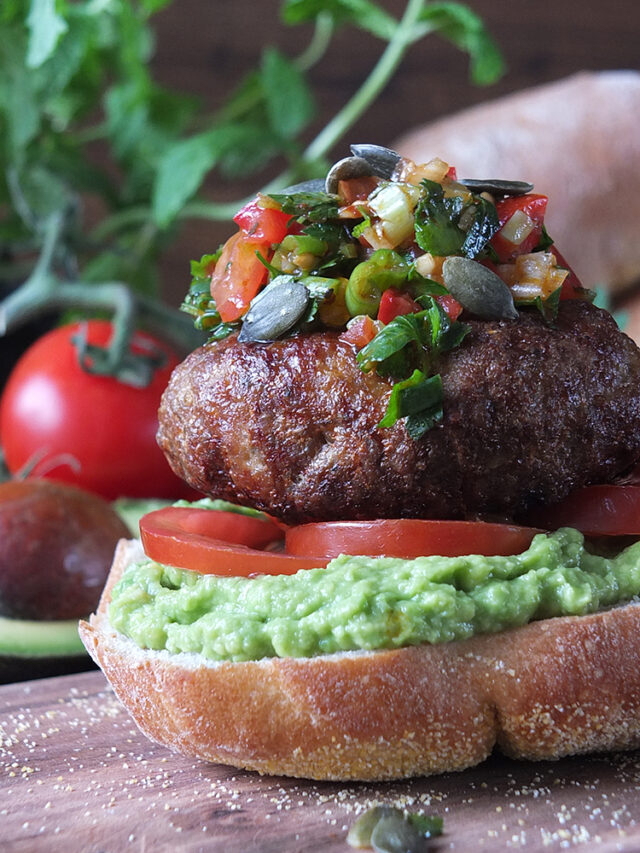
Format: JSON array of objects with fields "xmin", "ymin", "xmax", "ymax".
[{"xmin": 1, "ymin": 671, "xmax": 640, "ymax": 852}]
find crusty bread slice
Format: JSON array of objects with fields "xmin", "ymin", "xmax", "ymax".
[{"xmin": 79, "ymin": 540, "xmax": 640, "ymax": 781}]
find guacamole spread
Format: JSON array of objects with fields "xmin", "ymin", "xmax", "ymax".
[{"xmin": 108, "ymin": 528, "xmax": 640, "ymax": 663}]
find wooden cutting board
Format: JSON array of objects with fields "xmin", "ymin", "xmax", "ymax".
[{"xmin": 1, "ymin": 670, "xmax": 640, "ymax": 852}]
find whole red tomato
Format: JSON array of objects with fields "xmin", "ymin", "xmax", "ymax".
[{"xmin": 0, "ymin": 320, "xmax": 195, "ymax": 500}]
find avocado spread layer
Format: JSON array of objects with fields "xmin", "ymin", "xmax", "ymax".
[{"xmin": 108, "ymin": 528, "xmax": 640, "ymax": 662}]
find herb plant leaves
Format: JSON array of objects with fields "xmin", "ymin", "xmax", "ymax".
[
  {"xmin": 262, "ymin": 47, "xmax": 315, "ymax": 139},
  {"xmin": 281, "ymin": 0, "xmax": 399, "ymax": 40}
]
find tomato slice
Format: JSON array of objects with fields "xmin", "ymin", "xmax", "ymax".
[
  {"xmin": 233, "ymin": 198, "xmax": 291, "ymax": 245},
  {"xmin": 377, "ymin": 289, "xmax": 420, "ymax": 324},
  {"xmin": 552, "ymin": 248, "xmax": 586, "ymax": 299},
  {"xmin": 524, "ymin": 485, "xmax": 640, "ymax": 537},
  {"xmin": 490, "ymin": 194, "xmax": 548, "ymax": 262},
  {"xmin": 434, "ymin": 293, "xmax": 463, "ymax": 322},
  {"xmin": 285, "ymin": 519, "xmax": 543, "ymax": 560},
  {"xmin": 339, "ymin": 315, "xmax": 378, "ymax": 349},
  {"xmin": 139, "ymin": 507, "xmax": 328, "ymax": 576},
  {"xmin": 209, "ymin": 232, "xmax": 269, "ymax": 322}
]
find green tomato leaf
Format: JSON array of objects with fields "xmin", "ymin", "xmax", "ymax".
[
  {"xmin": 190, "ymin": 251, "xmax": 222, "ymax": 281},
  {"xmin": 378, "ymin": 370, "xmax": 443, "ymax": 438},
  {"xmin": 104, "ymin": 82, "xmax": 150, "ymax": 162},
  {"xmin": 439, "ymin": 318, "xmax": 469, "ymax": 353},
  {"xmin": 414, "ymin": 180, "xmax": 465, "ymax": 256},
  {"xmin": 536, "ymin": 223, "xmax": 555, "ymax": 251},
  {"xmin": 269, "ymin": 190, "xmax": 339, "ymax": 223},
  {"xmin": 153, "ymin": 131, "xmax": 219, "ymax": 226},
  {"xmin": 26, "ymin": 0, "xmax": 68, "ymax": 68},
  {"xmin": 281, "ymin": 0, "xmax": 398, "ymax": 40},
  {"xmin": 12, "ymin": 165, "xmax": 72, "ymax": 220},
  {"xmin": 460, "ymin": 196, "xmax": 500, "ymax": 258},
  {"xmin": 356, "ymin": 312, "xmax": 424, "ymax": 369},
  {"xmin": 262, "ymin": 47, "xmax": 315, "ymax": 139},
  {"xmin": 216, "ymin": 122, "xmax": 282, "ymax": 178},
  {"xmin": 139, "ymin": 0, "xmax": 175, "ymax": 12},
  {"xmin": 0, "ymin": 34, "xmax": 40, "ymax": 153},
  {"xmin": 154, "ymin": 124, "xmax": 261, "ymax": 226},
  {"xmin": 418, "ymin": 2, "xmax": 505, "ymax": 85},
  {"xmin": 531, "ymin": 285, "xmax": 562, "ymax": 324}
]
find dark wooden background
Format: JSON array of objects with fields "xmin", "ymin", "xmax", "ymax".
[{"xmin": 149, "ymin": 0, "xmax": 640, "ymax": 306}]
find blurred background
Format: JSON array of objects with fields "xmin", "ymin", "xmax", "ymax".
[{"xmin": 150, "ymin": 0, "xmax": 640, "ymax": 305}]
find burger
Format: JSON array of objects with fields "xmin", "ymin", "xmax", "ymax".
[{"xmin": 80, "ymin": 145, "xmax": 640, "ymax": 781}]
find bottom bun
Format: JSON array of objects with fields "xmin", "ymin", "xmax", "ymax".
[{"xmin": 80, "ymin": 540, "xmax": 640, "ymax": 781}]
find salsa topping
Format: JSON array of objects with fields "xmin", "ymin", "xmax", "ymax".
[{"xmin": 182, "ymin": 145, "xmax": 593, "ymax": 436}]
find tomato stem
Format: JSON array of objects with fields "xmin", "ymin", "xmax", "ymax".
[
  {"xmin": 302, "ymin": 0, "xmax": 424, "ymax": 164},
  {"xmin": 146, "ymin": 0, "xmax": 431, "ymax": 219},
  {"xmin": 0, "ymin": 213, "xmax": 203, "ymax": 383}
]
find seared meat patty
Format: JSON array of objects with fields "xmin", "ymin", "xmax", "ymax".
[{"xmin": 158, "ymin": 301, "xmax": 640, "ymax": 524}]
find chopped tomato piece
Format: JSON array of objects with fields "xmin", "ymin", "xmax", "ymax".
[
  {"xmin": 445, "ymin": 165, "xmax": 457, "ymax": 180},
  {"xmin": 285, "ymin": 519, "xmax": 543, "ymax": 560},
  {"xmin": 551, "ymin": 248, "xmax": 586, "ymax": 299},
  {"xmin": 233, "ymin": 198, "xmax": 291, "ymax": 244},
  {"xmin": 491, "ymin": 194, "xmax": 548, "ymax": 262},
  {"xmin": 435, "ymin": 293, "xmax": 463, "ymax": 321},
  {"xmin": 140, "ymin": 507, "xmax": 327, "ymax": 576},
  {"xmin": 377, "ymin": 289, "xmax": 420, "ymax": 324},
  {"xmin": 339, "ymin": 315, "xmax": 378, "ymax": 349},
  {"xmin": 210, "ymin": 232, "xmax": 269, "ymax": 322},
  {"xmin": 523, "ymin": 485, "xmax": 640, "ymax": 537}
]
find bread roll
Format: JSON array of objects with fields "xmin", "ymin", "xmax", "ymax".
[
  {"xmin": 79, "ymin": 540, "xmax": 640, "ymax": 781},
  {"xmin": 394, "ymin": 71, "xmax": 640, "ymax": 294}
]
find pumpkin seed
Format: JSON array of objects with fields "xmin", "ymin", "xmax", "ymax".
[
  {"xmin": 370, "ymin": 812, "xmax": 433, "ymax": 853},
  {"xmin": 325, "ymin": 156, "xmax": 376, "ymax": 193},
  {"xmin": 276, "ymin": 178, "xmax": 325, "ymax": 195},
  {"xmin": 349, "ymin": 144, "xmax": 403, "ymax": 179},
  {"xmin": 442, "ymin": 256, "xmax": 518, "ymax": 320},
  {"xmin": 459, "ymin": 178, "xmax": 534, "ymax": 196},
  {"xmin": 347, "ymin": 806, "xmax": 397, "ymax": 848},
  {"xmin": 347, "ymin": 806, "xmax": 442, "ymax": 852},
  {"xmin": 238, "ymin": 276, "xmax": 310, "ymax": 343}
]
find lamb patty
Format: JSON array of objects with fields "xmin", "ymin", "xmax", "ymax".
[{"xmin": 158, "ymin": 301, "xmax": 640, "ymax": 524}]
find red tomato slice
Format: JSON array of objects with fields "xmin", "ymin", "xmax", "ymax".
[
  {"xmin": 491, "ymin": 194, "xmax": 548, "ymax": 262},
  {"xmin": 140, "ymin": 507, "xmax": 327, "ymax": 576},
  {"xmin": 233, "ymin": 198, "xmax": 291, "ymax": 245},
  {"xmin": 552, "ymin": 248, "xmax": 586, "ymax": 299},
  {"xmin": 377, "ymin": 289, "xmax": 420, "ymax": 324},
  {"xmin": 209, "ymin": 232, "xmax": 269, "ymax": 322},
  {"xmin": 339, "ymin": 315, "xmax": 378, "ymax": 349},
  {"xmin": 524, "ymin": 485, "xmax": 640, "ymax": 537},
  {"xmin": 285, "ymin": 519, "xmax": 543, "ymax": 560},
  {"xmin": 435, "ymin": 293, "xmax": 463, "ymax": 322}
]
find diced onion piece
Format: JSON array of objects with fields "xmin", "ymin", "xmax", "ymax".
[
  {"xmin": 500, "ymin": 209, "xmax": 535, "ymax": 246},
  {"xmin": 255, "ymin": 192, "xmax": 281, "ymax": 211},
  {"xmin": 357, "ymin": 225, "xmax": 394, "ymax": 251},
  {"xmin": 395, "ymin": 156, "xmax": 451, "ymax": 186},
  {"xmin": 367, "ymin": 183, "xmax": 421, "ymax": 248},
  {"xmin": 414, "ymin": 253, "xmax": 445, "ymax": 282},
  {"xmin": 498, "ymin": 252, "xmax": 569, "ymax": 302}
]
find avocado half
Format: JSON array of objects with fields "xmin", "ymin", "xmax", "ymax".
[{"xmin": 0, "ymin": 615, "xmax": 94, "ymax": 683}]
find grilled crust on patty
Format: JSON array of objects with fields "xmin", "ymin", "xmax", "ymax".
[{"xmin": 157, "ymin": 300, "xmax": 640, "ymax": 524}]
